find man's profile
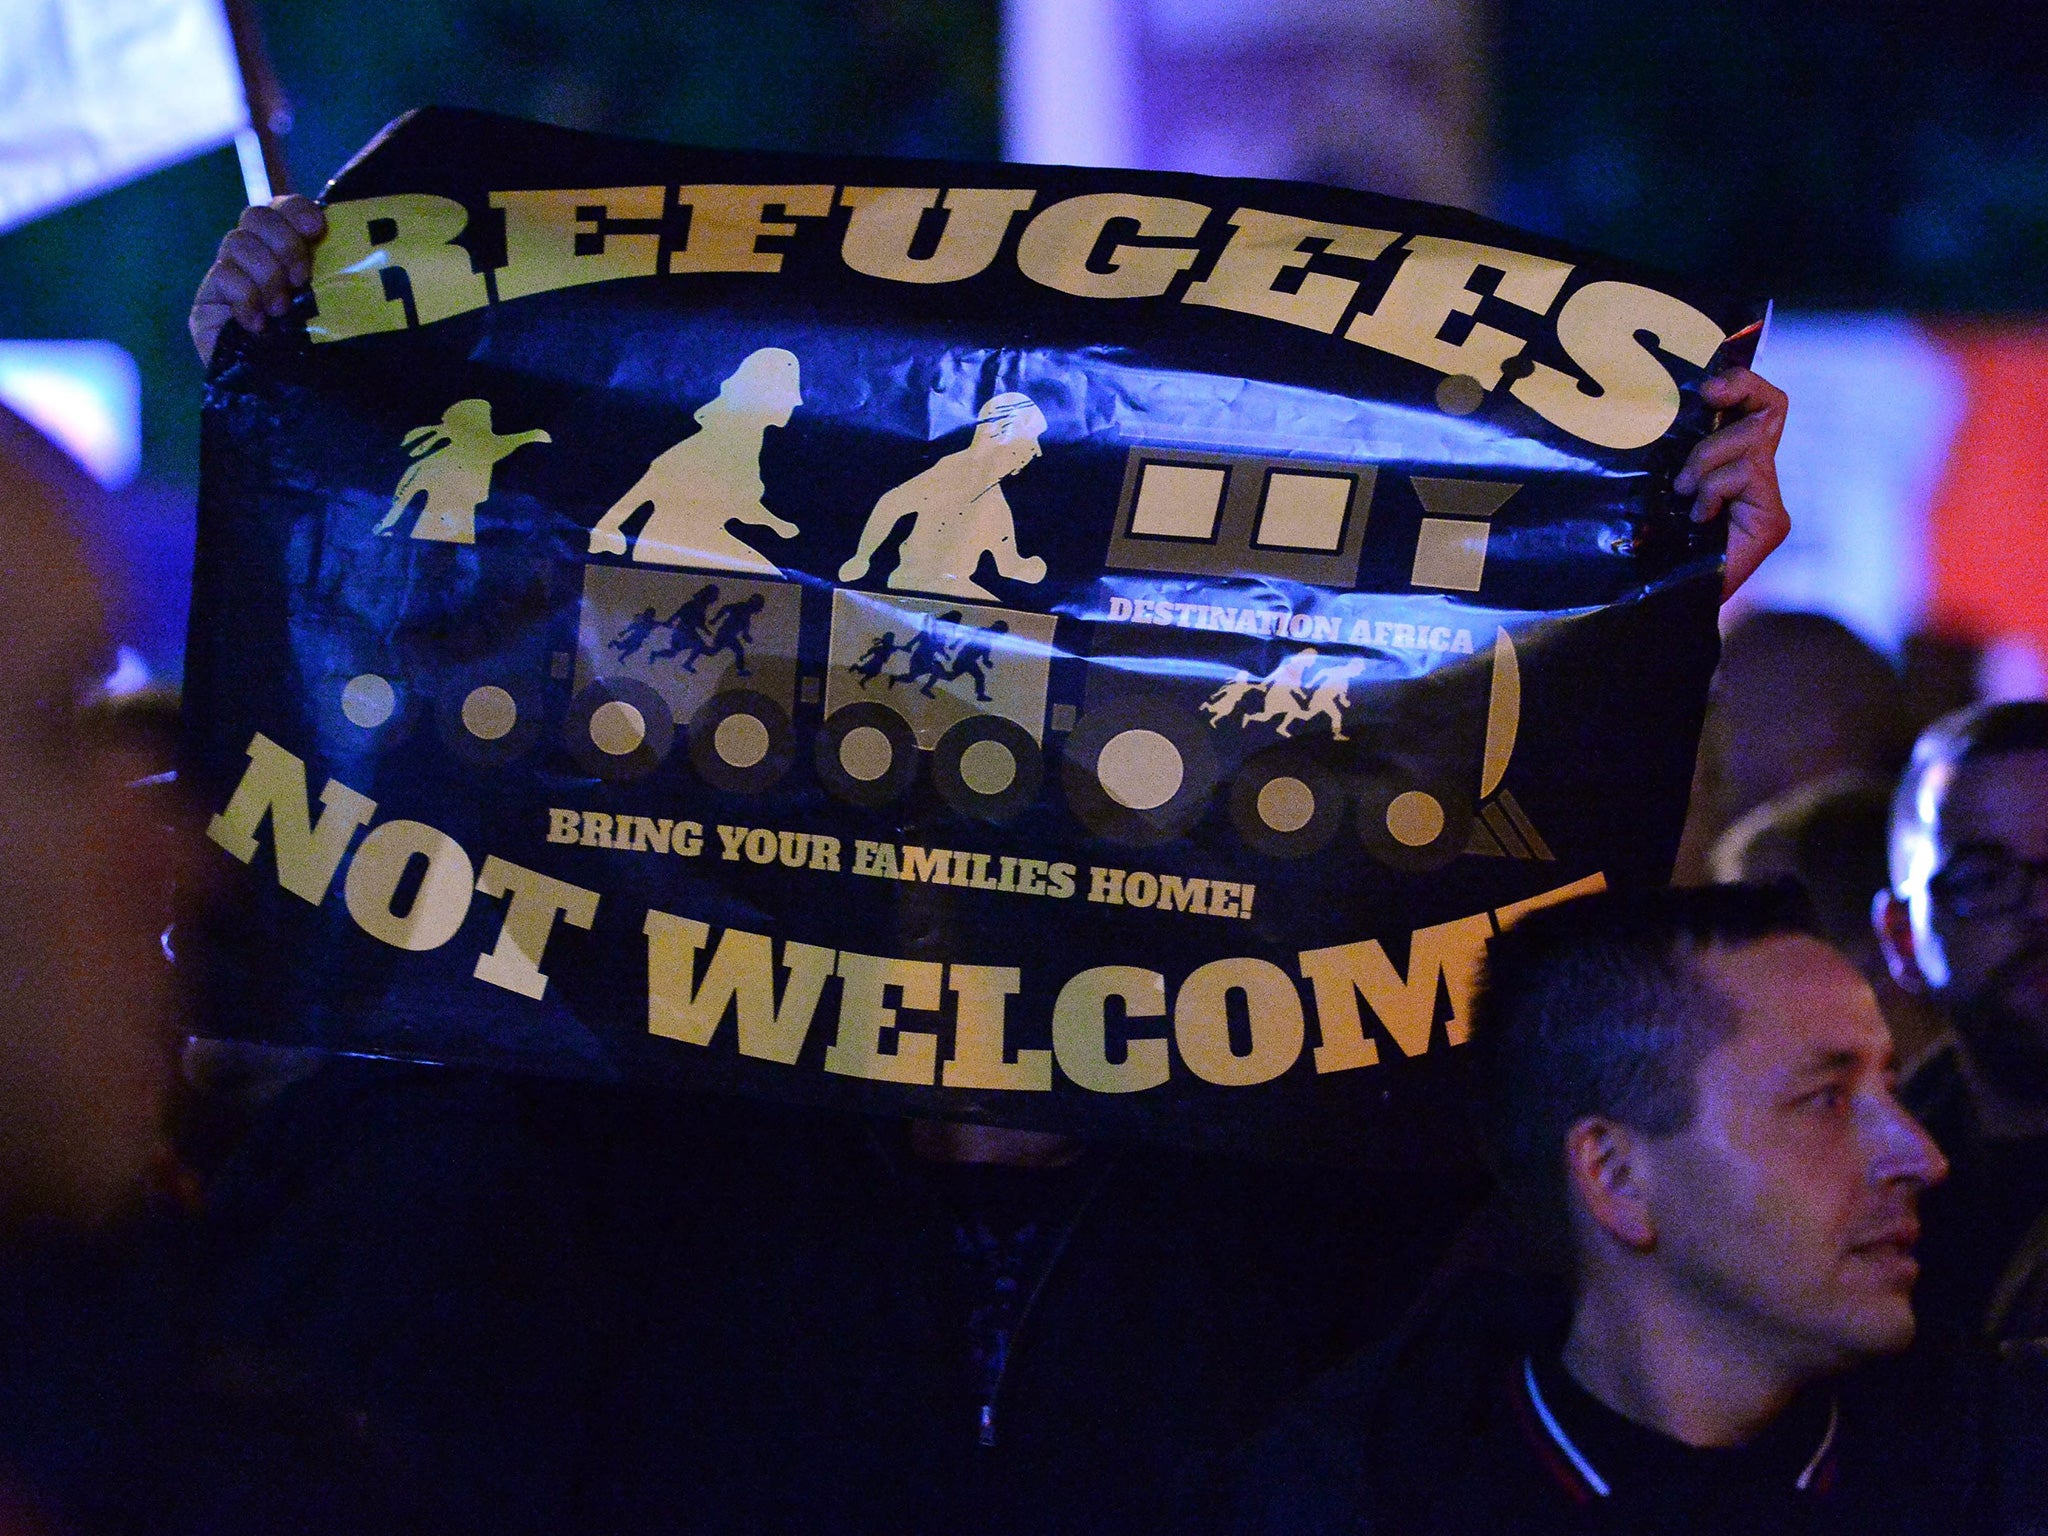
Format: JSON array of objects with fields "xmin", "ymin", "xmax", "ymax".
[
  {"xmin": 1210, "ymin": 884, "xmax": 1956, "ymax": 1535},
  {"xmin": 1876, "ymin": 701, "xmax": 2048, "ymax": 1338},
  {"xmin": 839, "ymin": 392, "xmax": 1049, "ymax": 598}
]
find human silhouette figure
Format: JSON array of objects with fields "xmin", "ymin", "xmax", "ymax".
[
  {"xmin": 888, "ymin": 611, "xmax": 965, "ymax": 692},
  {"xmin": 839, "ymin": 394, "xmax": 1049, "ymax": 599},
  {"xmin": 610, "ymin": 606, "xmax": 664, "ymax": 661},
  {"xmin": 1300, "ymin": 657, "xmax": 1368, "ymax": 740},
  {"xmin": 1200, "ymin": 670, "xmax": 1259, "ymax": 728},
  {"xmin": 373, "ymin": 399, "xmax": 550, "ymax": 545},
  {"xmin": 936, "ymin": 619, "xmax": 1008, "ymax": 702},
  {"xmin": 648, "ymin": 584, "xmax": 723, "ymax": 663},
  {"xmin": 1240, "ymin": 649, "xmax": 1321, "ymax": 736},
  {"xmin": 693, "ymin": 593, "xmax": 766, "ymax": 676},
  {"xmin": 850, "ymin": 631, "xmax": 905, "ymax": 685},
  {"xmin": 588, "ymin": 348, "xmax": 803, "ymax": 573}
]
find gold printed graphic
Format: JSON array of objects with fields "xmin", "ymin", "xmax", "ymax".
[
  {"xmin": 588, "ymin": 348, "xmax": 804, "ymax": 573},
  {"xmin": 309, "ymin": 193, "xmax": 490, "ymax": 342},
  {"xmin": 1344, "ymin": 235, "xmax": 1572, "ymax": 390},
  {"xmin": 1480, "ymin": 626, "xmax": 1520, "ymax": 798},
  {"xmin": 492, "ymin": 186, "xmax": 664, "ymax": 302},
  {"xmin": 1181, "ymin": 207, "xmax": 1398, "ymax": 333},
  {"xmin": 1509, "ymin": 280, "xmax": 1726, "ymax": 451},
  {"xmin": 667, "ymin": 185, "xmax": 835, "ymax": 275},
  {"xmin": 838, "ymin": 187, "xmax": 1037, "ymax": 284},
  {"xmin": 839, "ymin": 394, "xmax": 1049, "ymax": 599},
  {"xmin": 1014, "ymin": 193, "xmax": 1209, "ymax": 299},
  {"xmin": 373, "ymin": 400, "xmax": 551, "ymax": 545},
  {"xmin": 1202, "ymin": 649, "xmax": 1368, "ymax": 741}
]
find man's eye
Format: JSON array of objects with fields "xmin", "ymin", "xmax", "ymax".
[{"xmin": 1800, "ymin": 1086, "xmax": 1850, "ymax": 1116}]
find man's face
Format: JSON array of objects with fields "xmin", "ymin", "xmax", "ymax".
[
  {"xmin": 1638, "ymin": 936, "xmax": 1946, "ymax": 1375},
  {"xmin": 1920, "ymin": 749, "xmax": 2048, "ymax": 1097},
  {"xmin": 0, "ymin": 482, "xmax": 179, "ymax": 1224}
]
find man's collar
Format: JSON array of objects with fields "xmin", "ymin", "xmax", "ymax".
[{"xmin": 1519, "ymin": 1353, "xmax": 1840, "ymax": 1502}]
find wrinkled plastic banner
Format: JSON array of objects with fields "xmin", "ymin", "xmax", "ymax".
[{"xmin": 186, "ymin": 108, "xmax": 1763, "ymax": 1163}]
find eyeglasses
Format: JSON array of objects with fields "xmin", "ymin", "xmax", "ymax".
[{"xmin": 1929, "ymin": 847, "xmax": 2048, "ymax": 919}]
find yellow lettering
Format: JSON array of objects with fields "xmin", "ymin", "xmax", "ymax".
[
  {"xmin": 668, "ymin": 184, "xmax": 834, "ymax": 275},
  {"xmin": 824, "ymin": 951, "xmax": 944, "ymax": 1084},
  {"xmin": 309, "ymin": 194, "xmax": 490, "ymax": 342},
  {"xmin": 341, "ymin": 820, "xmax": 475, "ymax": 951},
  {"xmin": 491, "ymin": 186, "xmax": 663, "ymax": 303},
  {"xmin": 1015, "ymin": 193, "xmax": 1209, "ymax": 299},
  {"xmin": 940, "ymin": 965, "xmax": 1051, "ymax": 1091},
  {"xmin": 838, "ymin": 186, "xmax": 1036, "ymax": 284},
  {"xmin": 643, "ymin": 911, "xmax": 833, "ymax": 1064},
  {"xmin": 471, "ymin": 856, "xmax": 599, "ymax": 1000},
  {"xmin": 1344, "ymin": 235, "xmax": 1573, "ymax": 389},
  {"xmin": 1509, "ymin": 283, "xmax": 1724, "ymax": 450},
  {"xmin": 1182, "ymin": 207, "xmax": 1398, "ymax": 332},
  {"xmin": 206, "ymin": 733, "xmax": 375, "ymax": 904},
  {"xmin": 1173, "ymin": 958, "xmax": 1304, "ymax": 1086},
  {"xmin": 1298, "ymin": 912, "xmax": 1494, "ymax": 1069},
  {"xmin": 1051, "ymin": 966, "xmax": 1169, "ymax": 1093}
]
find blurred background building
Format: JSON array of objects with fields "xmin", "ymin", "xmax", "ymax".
[{"xmin": 3, "ymin": 0, "xmax": 2044, "ymax": 738}]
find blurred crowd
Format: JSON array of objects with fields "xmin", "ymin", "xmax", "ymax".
[{"xmin": 2, "ymin": 197, "xmax": 2048, "ymax": 1536}]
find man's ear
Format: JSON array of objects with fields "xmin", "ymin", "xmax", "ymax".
[
  {"xmin": 1563, "ymin": 1117, "xmax": 1656, "ymax": 1251},
  {"xmin": 1873, "ymin": 888, "xmax": 1932, "ymax": 994}
]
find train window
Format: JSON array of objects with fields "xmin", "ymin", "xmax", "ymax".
[
  {"xmin": 1128, "ymin": 462, "xmax": 1227, "ymax": 542},
  {"xmin": 1105, "ymin": 448, "xmax": 1375, "ymax": 587},
  {"xmin": 1253, "ymin": 471, "xmax": 1354, "ymax": 552}
]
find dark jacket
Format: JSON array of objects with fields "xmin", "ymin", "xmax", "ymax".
[
  {"xmin": 1904, "ymin": 1043, "xmax": 2048, "ymax": 1340},
  {"xmin": 68, "ymin": 1059, "xmax": 1481, "ymax": 1536},
  {"xmin": 1202, "ymin": 1264, "xmax": 2046, "ymax": 1536}
]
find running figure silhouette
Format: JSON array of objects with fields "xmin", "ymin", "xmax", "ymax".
[
  {"xmin": 373, "ymin": 399, "xmax": 550, "ymax": 545},
  {"xmin": 1205, "ymin": 649, "xmax": 1367, "ymax": 739},
  {"xmin": 849, "ymin": 631, "xmax": 906, "ymax": 685},
  {"xmin": 883, "ymin": 611, "xmax": 1009, "ymax": 701},
  {"xmin": 934, "ymin": 618, "xmax": 1008, "ymax": 702},
  {"xmin": 677, "ymin": 593, "xmax": 767, "ymax": 677},
  {"xmin": 609, "ymin": 606, "xmax": 665, "ymax": 661},
  {"xmin": 1297, "ymin": 657, "xmax": 1367, "ymax": 740},
  {"xmin": 886, "ymin": 611, "xmax": 965, "ymax": 693},
  {"xmin": 647, "ymin": 584, "xmax": 723, "ymax": 663},
  {"xmin": 1239, "ymin": 650, "xmax": 1321, "ymax": 735},
  {"xmin": 1199, "ymin": 670, "xmax": 1260, "ymax": 727}
]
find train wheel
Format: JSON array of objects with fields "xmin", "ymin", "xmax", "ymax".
[
  {"xmin": 931, "ymin": 715, "xmax": 1043, "ymax": 824},
  {"xmin": 436, "ymin": 673, "xmax": 546, "ymax": 766},
  {"xmin": 1061, "ymin": 705, "xmax": 1219, "ymax": 845},
  {"xmin": 688, "ymin": 690, "xmax": 796, "ymax": 795},
  {"xmin": 815, "ymin": 702, "xmax": 920, "ymax": 807},
  {"xmin": 1228, "ymin": 748, "xmax": 1346, "ymax": 859},
  {"xmin": 565, "ymin": 678, "xmax": 674, "ymax": 780},
  {"xmin": 1355, "ymin": 772, "xmax": 1474, "ymax": 871},
  {"xmin": 311, "ymin": 626, "xmax": 420, "ymax": 751}
]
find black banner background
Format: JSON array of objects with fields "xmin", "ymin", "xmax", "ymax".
[{"xmin": 186, "ymin": 108, "xmax": 1760, "ymax": 1165}]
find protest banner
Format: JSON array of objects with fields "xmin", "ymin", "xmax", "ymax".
[{"xmin": 186, "ymin": 107, "xmax": 1762, "ymax": 1163}]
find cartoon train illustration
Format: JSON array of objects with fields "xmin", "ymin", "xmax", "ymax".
[{"xmin": 317, "ymin": 376, "xmax": 1543, "ymax": 870}]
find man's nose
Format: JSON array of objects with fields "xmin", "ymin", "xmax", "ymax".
[{"xmin": 1870, "ymin": 1091, "xmax": 1949, "ymax": 1189}]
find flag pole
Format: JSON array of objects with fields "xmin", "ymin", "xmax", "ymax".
[{"xmin": 220, "ymin": 0, "xmax": 292, "ymax": 203}]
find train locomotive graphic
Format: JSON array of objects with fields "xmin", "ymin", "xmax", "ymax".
[{"xmin": 315, "ymin": 370, "xmax": 1547, "ymax": 873}]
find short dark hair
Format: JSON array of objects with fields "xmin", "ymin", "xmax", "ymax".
[
  {"xmin": 1467, "ymin": 882, "xmax": 1821, "ymax": 1249},
  {"xmin": 1889, "ymin": 701, "xmax": 2048, "ymax": 897}
]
